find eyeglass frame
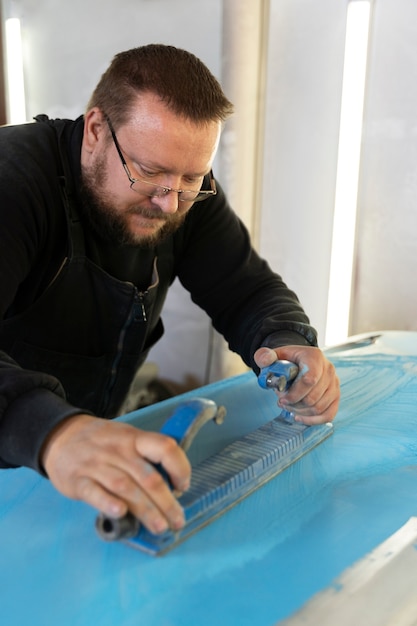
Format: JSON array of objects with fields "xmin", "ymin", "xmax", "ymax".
[{"xmin": 104, "ymin": 114, "xmax": 217, "ymax": 203}]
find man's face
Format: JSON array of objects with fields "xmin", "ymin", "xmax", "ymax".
[{"xmin": 80, "ymin": 93, "xmax": 221, "ymax": 246}]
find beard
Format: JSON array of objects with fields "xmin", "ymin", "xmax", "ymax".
[{"xmin": 79, "ymin": 154, "xmax": 189, "ymax": 247}]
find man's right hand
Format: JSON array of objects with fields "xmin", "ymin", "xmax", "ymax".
[{"xmin": 40, "ymin": 414, "xmax": 191, "ymax": 535}]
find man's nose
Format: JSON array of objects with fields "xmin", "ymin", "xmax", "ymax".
[{"xmin": 151, "ymin": 190, "xmax": 179, "ymax": 214}]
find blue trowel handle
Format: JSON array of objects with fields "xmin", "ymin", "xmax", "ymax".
[
  {"xmin": 159, "ymin": 398, "xmax": 226, "ymax": 452},
  {"xmin": 257, "ymin": 360, "xmax": 299, "ymax": 392}
]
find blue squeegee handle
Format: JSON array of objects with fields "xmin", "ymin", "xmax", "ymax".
[
  {"xmin": 95, "ymin": 398, "xmax": 226, "ymax": 542},
  {"xmin": 258, "ymin": 360, "xmax": 299, "ymax": 424},
  {"xmin": 257, "ymin": 360, "xmax": 299, "ymax": 392}
]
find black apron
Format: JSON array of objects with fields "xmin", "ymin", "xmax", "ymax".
[{"xmin": 0, "ymin": 128, "xmax": 173, "ymax": 418}]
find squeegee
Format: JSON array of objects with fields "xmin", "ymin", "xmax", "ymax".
[{"xmin": 96, "ymin": 361, "xmax": 333, "ymax": 555}]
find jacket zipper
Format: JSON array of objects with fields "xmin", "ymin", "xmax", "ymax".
[{"xmin": 103, "ymin": 288, "xmax": 147, "ymax": 412}]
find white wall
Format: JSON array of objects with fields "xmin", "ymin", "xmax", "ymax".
[
  {"xmin": 3, "ymin": 0, "xmax": 223, "ymax": 120},
  {"xmin": 351, "ymin": 0, "xmax": 417, "ymax": 334},
  {"xmin": 259, "ymin": 0, "xmax": 417, "ymax": 343},
  {"xmin": 259, "ymin": 0, "xmax": 347, "ymax": 344}
]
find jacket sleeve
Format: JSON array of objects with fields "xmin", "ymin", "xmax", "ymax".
[
  {"xmin": 0, "ymin": 121, "xmax": 89, "ymax": 472},
  {"xmin": 0, "ymin": 351, "xmax": 88, "ymax": 473},
  {"xmin": 175, "ymin": 180, "xmax": 318, "ymax": 371}
]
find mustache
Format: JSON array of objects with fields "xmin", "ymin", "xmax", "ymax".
[{"xmin": 126, "ymin": 205, "xmax": 171, "ymax": 221}]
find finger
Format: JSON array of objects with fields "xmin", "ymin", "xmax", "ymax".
[
  {"xmin": 73, "ymin": 475, "xmax": 129, "ymax": 519},
  {"xmin": 123, "ymin": 456, "xmax": 186, "ymax": 532},
  {"xmin": 282, "ymin": 356, "xmax": 338, "ymax": 406},
  {"xmin": 97, "ymin": 431, "xmax": 189, "ymax": 531},
  {"xmin": 280, "ymin": 380, "xmax": 337, "ymax": 416},
  {"xmin": 279, "ymin": 368, "xmax": 327, "ymax": 408},
  {"xmin": 109, "ymin": 432, "xmax": 190, "ymax": 531},
  {"xmin": 82, "ymin": 461, "xmax": 185, "ymax": 534},
  {"xmin": 82, "ymin": 424, "xmax": 191, "ymax": 494},
  {"xmin": 134, "ymin": 431, "xmax": 192, "ymax": 493},
  {"xmin": 253, "ymin": 347, "xmax": 278, "ymax": 369},
  {"xmin": 294, "ymin": 396, "xmax": 340, "ymax": 425},
  {"xmin": 281, "ymin": 373, "xmax": 340, "ymax": 422}
]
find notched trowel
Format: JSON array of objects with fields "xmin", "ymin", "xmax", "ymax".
[{"xmin": 95, "ymin": 361, "xmax": 333, "ymax": 555}]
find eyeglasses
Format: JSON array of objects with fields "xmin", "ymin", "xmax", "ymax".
[{"xmin": 105, "ymin": 115, "xmax": 217, "ymax": 203}]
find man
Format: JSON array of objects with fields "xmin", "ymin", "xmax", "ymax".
[{"xmin": 0, "ymin": 44, "xmax": 339, "ymax": 535}]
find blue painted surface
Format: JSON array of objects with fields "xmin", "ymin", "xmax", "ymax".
[{"xmin": 1, "ymin": 332, "xmax": 417, "ymax": 625}]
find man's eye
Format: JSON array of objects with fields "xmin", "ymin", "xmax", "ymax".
[
  {"xmin": 136, "ymin": 164, "xmax": 157, "ymax": 178},
  {"xmin": 184, "ymin": 176, "xmax": 201, "ymax": 186}
]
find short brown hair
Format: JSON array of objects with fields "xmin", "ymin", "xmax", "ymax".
[{"xmin": 87, "ymin": 44, "xmax": 234, "ymax": 129}]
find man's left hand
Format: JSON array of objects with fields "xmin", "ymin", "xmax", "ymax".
[{"xmin": 254, "ymin": 345, "xmax": 340, "ymax": 424}]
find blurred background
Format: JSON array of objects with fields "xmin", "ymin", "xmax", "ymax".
[{"xmin": 1, "ymin": 0, "xmax": 416, "ymax": 393}]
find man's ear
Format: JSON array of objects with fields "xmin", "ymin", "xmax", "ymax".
[{"xmin": 82, "ymin": 107, "xmax": 106, "ymax": 153}]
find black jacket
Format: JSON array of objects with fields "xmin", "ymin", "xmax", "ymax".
[{"xmin": 0, "ymin": 116, "xmax": 317, "ymax": 472}]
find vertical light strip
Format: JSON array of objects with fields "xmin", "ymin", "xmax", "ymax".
[
  {"xmin": 325, "ymin": 0, "xmax": 371, "ymax": 346},
  {"xmin": 5, "ymin": 17, "xmax": 26, "ymax": 124},
  {"xmin": 251, "ymin": 0, "xmax": 270, "ymax": 251}
]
